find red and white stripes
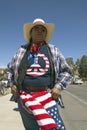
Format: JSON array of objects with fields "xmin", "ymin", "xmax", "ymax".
[
  {"xmin": 19, "ymin": 91, "xmax": 58, "ymax": 130},
  {"xmin": 26, "ymin": 53, "xmax": 50, "ymax": 76}
]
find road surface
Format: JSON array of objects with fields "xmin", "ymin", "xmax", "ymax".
[{"xmin": 60, "ymin": 82, "xmax": 87, "ymax": 130}]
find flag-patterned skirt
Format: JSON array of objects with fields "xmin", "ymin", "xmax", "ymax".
[{"xmin": 19, "ymin": 91, "xmax": 66, "ymax": 130}]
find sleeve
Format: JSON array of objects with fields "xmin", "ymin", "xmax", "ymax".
[
  {"xmin": 54, "ymin": 48, "xmax": 72, "ymax": 91},
  {"xmin": 7, "ymin": 48, "xmax": 20, "ymax": 87}
]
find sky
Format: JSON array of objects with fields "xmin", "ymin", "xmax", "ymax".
[{"xmin": 0, "ymin": 0, "xmax": 87, "ymax": 68}]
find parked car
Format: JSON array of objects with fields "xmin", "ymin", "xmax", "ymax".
[
  {"xmin": 0, "ymin": 78, "xmax": 10, "ymax": 95},
  {"xmin": 0, "ymin": 79, "xmax": 9, "ymax": 87},
  {"xmin": 73, "ymin": 77, "xmax": 83, "ymax": 85}
]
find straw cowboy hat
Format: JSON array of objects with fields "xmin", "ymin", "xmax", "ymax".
[{"xmin": 23, "ymin": 18, "xmax": 55, "ymax": 43}]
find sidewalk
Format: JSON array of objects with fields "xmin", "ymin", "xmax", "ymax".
[{"xmin": 0, "ymin": 94, "xmax": 25, "ymax": 130}]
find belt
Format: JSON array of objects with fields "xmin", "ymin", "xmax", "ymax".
[{"xmin": 25, "ymin": 86, "xmax": 48, "ymax": 91}]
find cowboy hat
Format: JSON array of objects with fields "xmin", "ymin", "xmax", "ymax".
[{"xmin": 23, "ymin": 18, "xmax": 55, "ymax": 43}]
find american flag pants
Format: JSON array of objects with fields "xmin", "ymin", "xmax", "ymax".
[{"xmin": 19, "ymin": 91, "xmax": 66, "ymax": 130}]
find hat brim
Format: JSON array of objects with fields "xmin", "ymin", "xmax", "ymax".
[{"xmin": 23, "ymin": 23, "xmax": 55, "ymax": 43}]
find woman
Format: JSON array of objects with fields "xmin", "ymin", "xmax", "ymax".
[{"xmin": 7, "ymin": 18, "xmax": 72, "ymax": 130}]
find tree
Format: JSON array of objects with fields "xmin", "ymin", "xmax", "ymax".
[
  {"xmin": 75, "ymin": 58, "xmax": 80, "ymax": 67},
  {"xmin": 66, "ymin": 57, "xmax": 75, "ymax": 76},
  {"xmin": 66, "ymin": 57, "xmax": 74, "ymax": 67},
  {"xmin": 78, "ymin": 55, "xmax": 87, "ymax": 78}
]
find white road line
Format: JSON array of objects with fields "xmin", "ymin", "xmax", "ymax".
[{"xmin": 65, "ymin": 90, "xmax": 87, "ymax": 106}]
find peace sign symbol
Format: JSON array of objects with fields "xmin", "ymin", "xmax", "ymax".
[{"xmin": 26, "ymin": 53, "xmax": 49, "ymax": 76}]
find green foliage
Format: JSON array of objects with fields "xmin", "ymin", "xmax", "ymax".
[
  {"xmin": 66, "ymin": 57, "xmax": 74, "ymax": 66},
  {"xmin": 66, "ymin": 55, "xmax": 87, "ymax": 78},
  {"xmin": 78, "ymin": 55, "xmax": 87, "ymax": 78}
]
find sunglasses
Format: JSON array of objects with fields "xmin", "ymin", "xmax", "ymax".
[{"xmin": 32, "ymin": 26, "xmax": 47, "ymax": 33}]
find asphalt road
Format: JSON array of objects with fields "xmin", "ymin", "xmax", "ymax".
[
  {"xmin": 0, "ymin": 82, "xmax": 87, "ymax": 130},
  {"xmin": 59, "ymin": 82, "xmax": 87, "ymax": 130}
]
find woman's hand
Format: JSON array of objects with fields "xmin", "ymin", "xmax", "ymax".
[
  {"xmin": 50, "ymin": 88, "xmax": 61, "ymax": 100},
  {"xmin": 11, "ymin": 85, "xmax": 18, "ymax": 94}
]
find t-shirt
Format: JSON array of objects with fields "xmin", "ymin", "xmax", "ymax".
[{"xmin": 22, "ymin": 44, "xmax": 51, "ymax": 87}]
